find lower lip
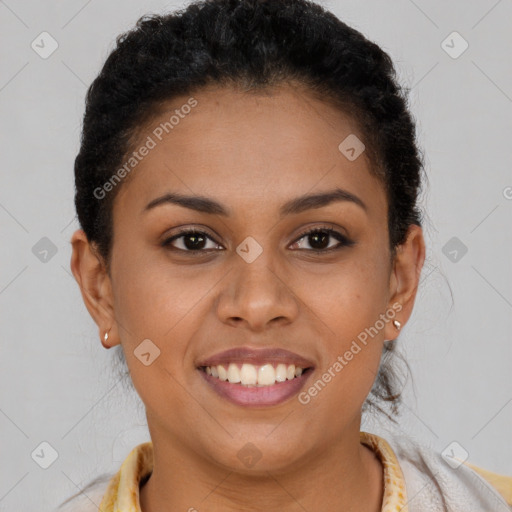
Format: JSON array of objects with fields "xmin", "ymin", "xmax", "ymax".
[{"xmin": 198, "ymin": 368, "xmax": 314, "ymax": 407}]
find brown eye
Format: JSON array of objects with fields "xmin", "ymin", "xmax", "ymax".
[
  {"xmin": 162, "ymin": 229, "xmax": 222, "ymax": 253},
  {"xmin": 291, "ymin": 227, "xmax": 354, "ymax": 253}
]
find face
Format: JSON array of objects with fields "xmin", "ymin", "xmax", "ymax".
[{"xmin": 72, "ymin": 83, "xmax": 425, "ymax": 474}]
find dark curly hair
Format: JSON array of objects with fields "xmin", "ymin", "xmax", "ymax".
[{"xmin": 73, "ymin": 0, "xmax": 424, "ymax": 425}]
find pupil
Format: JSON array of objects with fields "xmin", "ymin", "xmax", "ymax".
[
  {"xmin": 310, "ymin": 231, "xmax": 329, "ymax": 249},
  {"xmin": 184, "ymin": 233, "xmax": 205, "ymax": 250}
]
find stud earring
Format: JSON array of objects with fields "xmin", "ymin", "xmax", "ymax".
[
  {"xmin": 393, "ymin": 320, "xmax": 401, "ymax": 331},
  {"xmin": 102, "ymin": 328, "xmax": 111, "ymax": 348}
]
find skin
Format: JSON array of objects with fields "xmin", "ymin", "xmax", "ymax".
[{"xmin": 70, "ymin": 83, "xmax": 425, "ymax": 512}]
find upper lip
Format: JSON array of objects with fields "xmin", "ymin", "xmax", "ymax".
[{"xmin": 197, "ymin": 346, "xmax": 315, "ymax": 369}]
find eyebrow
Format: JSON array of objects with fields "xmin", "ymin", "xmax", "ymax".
[{"xmin": 143, "ymin": 187, "xmax": 367, "ymax": 217}]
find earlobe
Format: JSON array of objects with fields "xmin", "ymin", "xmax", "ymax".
[{"xmin": 70, "ymin": 229, "xmax": 119, "ymax": 348}]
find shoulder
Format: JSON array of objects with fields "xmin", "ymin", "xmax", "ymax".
[
  {"xmin": 376, "ymin": 430, "xmax": 512, "ymax": 511},
  {"xmin": 55, "ymin": 473, "xmax": 113, "ymax": 512}
]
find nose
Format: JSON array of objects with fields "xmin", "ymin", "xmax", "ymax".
[{"xmin": 215, "ymin": 248, "xmax": 300, "ymax": 331}]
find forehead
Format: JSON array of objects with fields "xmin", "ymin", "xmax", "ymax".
[{"xmin": 113, "ymin": 84, "xmax": 386, "ymax": 220}]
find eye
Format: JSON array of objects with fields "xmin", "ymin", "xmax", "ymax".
[
  {"xmin": 161, "ymin": 225, "xmax": 354, "ymax": 255},
  {"xmin": 161, "ymin": 228, "xmax": 223, "ymax": 253},
  {"xmin": 290, "ymin": 225, "xmax": 354, "ymax": 253}
]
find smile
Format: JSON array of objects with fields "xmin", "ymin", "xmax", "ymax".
[
  {"xmin": 196, "ymin": 346, "xmax": 315, "ymax": 407},
  {"xmin": 198, "ymin": 362, "xmax": 314, "ymax": 407},
  {"xmin": 200, "ymin": 362, "xmax": 306, "ymax": 387}
]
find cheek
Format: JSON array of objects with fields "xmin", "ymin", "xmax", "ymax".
[
  {"xmin": 300, "ymin": 290, "xmax": 385, "ymax": 421},
  {"xmin": 310, "ymin": 250, "xmax": 390, "ymax": 334},
  {"xmin": 110, "ymin": 259, "xmax": 207, "ymax": 418},
  {"xmin": 316, "ymin": 281, "xmax": 386, "ymax": 375},
  {"xmin": 111, "ymin": 252, "xmax": 229, "ymax": 394},
  {"xmin": 300, "ymin": 253, "xmax": 389, "ymax": 401},
  {"xmin": 113, "ymin": 249, "xmax": 212, "ymax": 339}
]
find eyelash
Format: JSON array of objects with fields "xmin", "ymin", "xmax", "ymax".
[{"xmin": 161, "ymin": 225, "xmax": 354, "ymax": 255}]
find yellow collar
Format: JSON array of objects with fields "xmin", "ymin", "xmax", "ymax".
[{"xmin": 99, "ymin": 431, "xmax": 408, "ymax": 511}]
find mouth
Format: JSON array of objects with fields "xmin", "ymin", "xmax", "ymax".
[{"xmin": 196, "ymin": 347, "xmax": 315, "ymax": 407}]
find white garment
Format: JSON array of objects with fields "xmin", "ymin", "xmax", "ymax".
[{"xmin": 383, "ymin": 431, "xmax": 511, "ymax": 511}]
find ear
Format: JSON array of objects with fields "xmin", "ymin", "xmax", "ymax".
[
  {"xmin": 383, "ymin": 224, "xmax": 426, "ymax": 341},
  {"xmin": 70, "ymin": 229, "xmax": 120, "ymax": 349}
]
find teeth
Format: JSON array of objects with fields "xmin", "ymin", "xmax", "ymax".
[
  {"xmin": 203, "ymin": 363, "xmax": 306, "ymax": 387},
  {"xmin": 227, "ymin": 363, "xmax": 241, "ymax": 383},
  {"xmin": 217, "ymin": 364, "xmax": 228, "ymax": 381},
  {"xmin": 240, "ymin": 363, "xmax": 257, "ymax": 385},
  {"xmin": 258, "ymin": 364, "xmax": 276, "ymax": 386},
  {"xmin": 275, "ymin": 363, "xmax": 287, "ymax": 382}
]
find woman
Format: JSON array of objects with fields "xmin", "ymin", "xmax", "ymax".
[{"xmin": 63, "ymin": 0, "xmax": 512, "ymax": 510}]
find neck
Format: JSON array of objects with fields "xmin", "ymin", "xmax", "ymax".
[{"xmin": 139, "ymin": 425, "xmax": 383, "ymax": 512}]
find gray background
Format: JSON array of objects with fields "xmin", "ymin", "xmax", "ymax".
[{"xmin": 1, "ymin": 0, "xmax": 511, "ymax": 510}]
